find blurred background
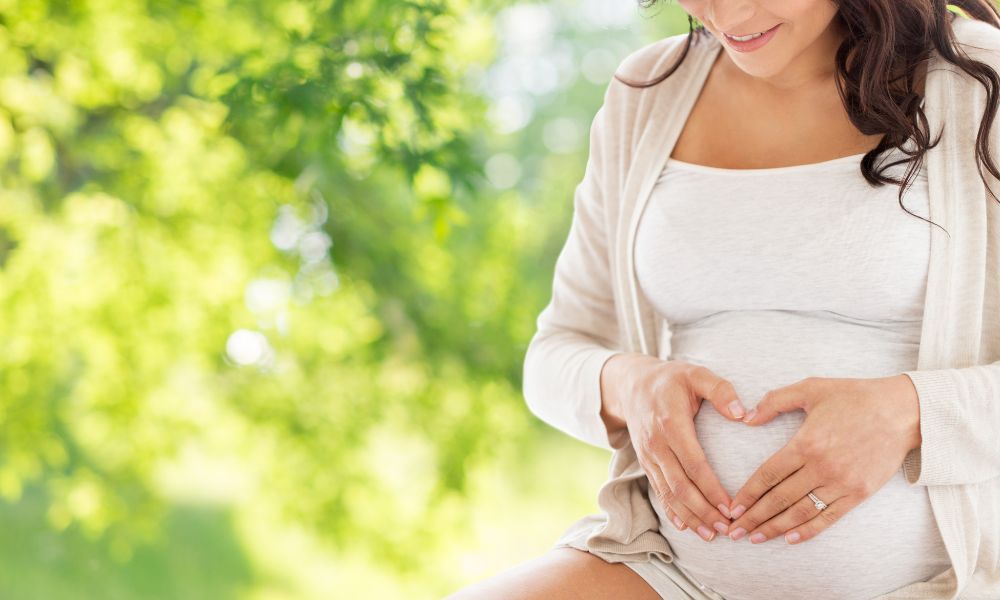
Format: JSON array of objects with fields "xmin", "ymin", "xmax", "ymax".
[{"xmin": 0, "ymin": 1, "xmax": 689, "ymax": 597}]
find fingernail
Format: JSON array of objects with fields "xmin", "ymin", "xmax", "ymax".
[
  {"xmin": 729, "ymin": 527, "xmax": 746, "ymax": 541},
  {"xmin": 727, "ymin": 400, "xmax": 745, "ymax": 419},
  {"xmin": 713, "ymin": 521, "xmax": 729, "ymax": 534},
  {"xmin": 731, "ymin": 504, "xmax": 746, "ymax": 519},
  {"xmin": 742, "ymin": 408, "xmax": 757, "ymax": 423},
  {"xmin": 750, "ymin": 532, "xmax": 766, "ymax": 544},
  {"xmin": 673, "ymin": 515, "xmax": 684, "ymax": 530},
  {"xmin": 717, "ymin": 503, "xmax": 731, "ymax": 519},
  {"xmin": 785, "ymin": 531, "xmax": 801, "ymax": 544},
  {"xmin": 697, "ymin": 525, "xmax": 714, "ymax": 541}
]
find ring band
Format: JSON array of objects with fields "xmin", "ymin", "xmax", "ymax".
[{"xmin": 808, "ymin": 491, "xmax": 828, "ymax": 511}]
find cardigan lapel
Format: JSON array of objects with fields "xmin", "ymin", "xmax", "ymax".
[
  {"xmin": 912, "ymin": 37, "xmax": 971, "ymax": 597},
  {"xmin": 911, "ymin": 17, "xmax": 996, "ymax": 596},
  {"xmin": 618, "ymin": 36, "xmax": 724, "ymax": 357},
  {"xmin": 917, "ymin": 28, "xmax": 984, "ymax": 374}
]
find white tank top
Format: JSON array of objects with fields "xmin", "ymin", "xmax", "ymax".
[{"xmin": 635, "ymin": 143, "xmax": 952, "ymax": 600}]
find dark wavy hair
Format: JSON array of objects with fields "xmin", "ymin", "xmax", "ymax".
[{"xmin": 619, "ymin": 1, "xmax": 1000, "ymax": 238}]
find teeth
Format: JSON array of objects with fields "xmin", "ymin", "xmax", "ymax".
[{"xmin": 727, "ymin": 31, "xmax": 764, "ymax": 42}]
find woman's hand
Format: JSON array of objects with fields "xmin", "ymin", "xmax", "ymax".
[
  {"xmin": 724, "ymin": 375, "xmax": 922, "ymax": 545},
  {"xmin": 610, "ymin": 356, "xmax": 751, "ymax": 542}
]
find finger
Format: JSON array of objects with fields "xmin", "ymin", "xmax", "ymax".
[
  {"xmin": 656, "ymin": 442, "xmax": 729, "ymax": 541},
  {"xmin": 729, "ymin": 439, "xmax": 805, "ymax": 520},
  {"xmin": 779, "ymin": 486, "xmax": 842, "ymax": 544},
  {"xmin": 667, "ymin": 415, "xmax": 734, "ymax": 525},
  {"xmin": 686, "ymin": 364, "xmax": 747, "ymax": 421},
  {"xmin": 644, "ymin": 445, "xmax": 703, "ymax": 535},
  {"xmin": 746, "ymin": 481, "xmax": 843, "ymax": 545},
  {"xmin": 638, "ymin": 453, "xmax": 678, "ymax": 527},
  {"xmin": 665, "ymin": 505, "xmax": 687, "ymax": 531},
  {"xmin": 640, "ymin": 450, "xmax": 694, "ymax": 534},
  {"xmin": 661, "ymin": 469, "xmax": 717, "ymax": 540},
  {"xmin": 782, "ymin": 490, "xmax": 857, "ymax": 545},
  {"xmin": 744, "ymin": 379, "xmax": 815, "ymax": 426},
  {"xmin": 728, "ymin": 466, "xmax": 817, "ymax": 543}
]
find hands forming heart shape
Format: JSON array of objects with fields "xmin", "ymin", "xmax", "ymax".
[
  {"xmin": 616, "ymin": 358, "xmax": 922, "ymax": 545},
  {"xmin": 719, "ymin": 374, "xmax": 922, "ymax": 545}
]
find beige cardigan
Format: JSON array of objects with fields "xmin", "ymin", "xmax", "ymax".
[{"xmin": 523, "ymin": 15, "xmax": 1000, "ymax": 600}]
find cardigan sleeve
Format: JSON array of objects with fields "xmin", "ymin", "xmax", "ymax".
[
  {"xmin": 898, "ymin": 24, "xmax": 1000, "ymax": 487},
  {"xmin": 522, "ymin": 98, "xmax": 624, "ymax": 452},
  {"xmin": 900, "ymin": 361, "xmax": 1000, "ymax": 486}
]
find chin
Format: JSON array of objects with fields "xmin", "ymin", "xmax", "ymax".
[{"xmin": 727, "ymin": 55, "xmax": 786, "ymax": 81}]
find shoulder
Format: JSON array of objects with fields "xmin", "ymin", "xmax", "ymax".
[
  {"xmin": 932, "ymin": 17, "xmax": 1000, "ymax": 109},
  {"xmin": 949, "ymin": 17, "xmax": 1000, "ymax": 63},
  {"xmin": 611, "ymin": 31, "xmax": 715, "ymax": 87},
  {"xmin": 592, "ymin": 31, "xmax": 715, "ymax": 135},
  {"xmin": 586, "ymin": 32, "xmax": 715, "ymax": 160}
]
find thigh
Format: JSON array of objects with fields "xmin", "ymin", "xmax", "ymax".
[{"xmin": 443, "ymin": 547, "xmax": 665, "ymax": 600}]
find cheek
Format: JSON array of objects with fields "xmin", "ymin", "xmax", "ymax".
[
  {"xmin": 767, "ymin": 0, "xmax": 830, "ymax": 16},
  {"xmin": 774, "ymin": 0, "xmax": 840, "ymax": 31},
  {"xmin": 675, "ymin": 1, "xmax": 706, "ymax": 23}
]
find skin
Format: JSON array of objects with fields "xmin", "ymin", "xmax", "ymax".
[
  {"xmin": 681, "ymin": 0, "xmax": 848, "ymax": 94},
  {"xmin": 723, "ymin": 374, "xmax": 921, "ymax": 546},
  {"xmin": 671, "ymin": 0, "xmax": 892, "ymax": 171},
  {"xmin": 445, "ymin": 1, "xmax": 925, "ymax": 597}
]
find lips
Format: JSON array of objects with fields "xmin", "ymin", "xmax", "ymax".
[
  {"xmin": 721, "ymin": 23, "xmax": 781, "ymax": 52},
  {"xmin": 724, "ymin": 24, "xmax": 779, "ymax": 39}
]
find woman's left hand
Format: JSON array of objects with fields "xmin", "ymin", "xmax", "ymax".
[{"xmin": 723, "ymin": 375, "xmax": 922, "ymax": 545}]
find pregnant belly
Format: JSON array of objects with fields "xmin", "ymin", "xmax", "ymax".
[{"xmin": 649, "ymin": 402, "xmax": 951, "ymax": 600}]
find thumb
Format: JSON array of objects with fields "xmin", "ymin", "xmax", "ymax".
[
  {"xmin": 684, "ymin": 365, "xmax": 747, "ymax": 422},
  {"xmin": 743, "ymin": 386, "xmax": 807, "ymax": 426}
]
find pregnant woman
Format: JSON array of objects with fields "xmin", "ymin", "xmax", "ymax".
[{"xmin": 447, "ymin": 2, "xmax": 1000, "ymax": 599}]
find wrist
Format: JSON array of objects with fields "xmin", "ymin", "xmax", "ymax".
[
  {"xmin": 888, "ymin": 373, "xmax": 922, "ymax": 451},
  {"xmin": 599, "ymin": 352, "xmax": 636, "ymax": 433}
]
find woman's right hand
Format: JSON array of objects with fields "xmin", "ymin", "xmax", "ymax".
[{"xmin": 604, "ymin": 354, "xmax": 749, "ymax": 542}]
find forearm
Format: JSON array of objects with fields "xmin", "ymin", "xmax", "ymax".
[{"xmin": 523, "ymin": 329, "xmax": 622, "ymax": 450}]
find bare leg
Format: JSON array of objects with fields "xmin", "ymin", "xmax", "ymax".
[{"xmin": 443, "ymin": 547, "xmax": 664, "ymax": 600}]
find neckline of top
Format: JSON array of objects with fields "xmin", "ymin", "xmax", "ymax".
[{"xmin": 664, "ymin": 151, "xmax": 868, "ymax": 175}]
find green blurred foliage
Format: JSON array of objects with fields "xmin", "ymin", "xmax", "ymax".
[{"xmin": 0, "ymin": 0, "xmax": 688, "ymax": 596}]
